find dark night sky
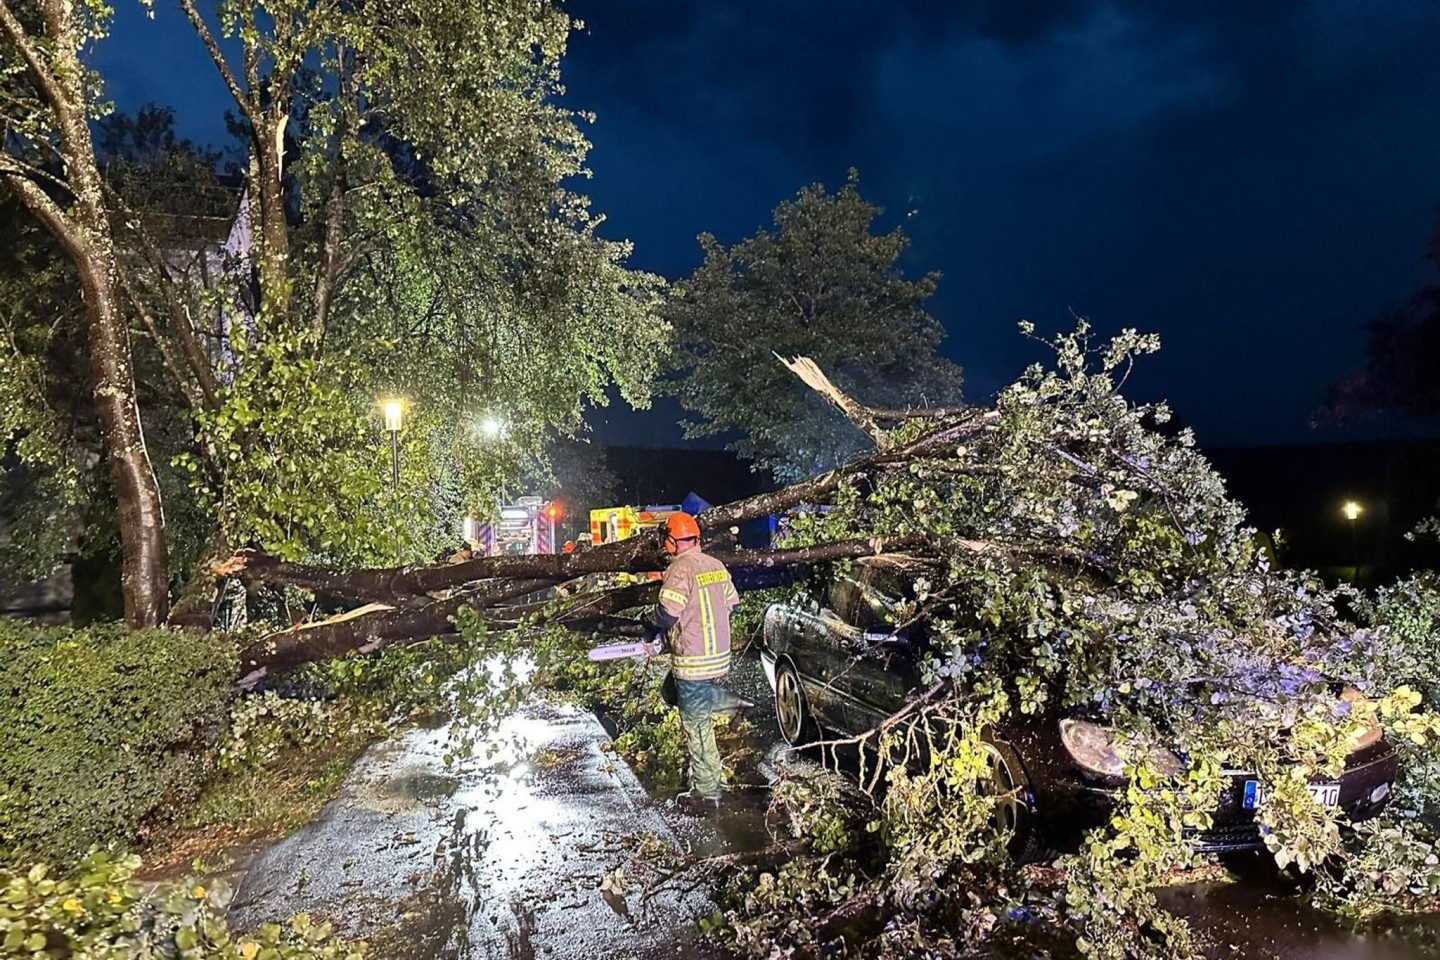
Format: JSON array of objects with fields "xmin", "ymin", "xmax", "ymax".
[{"xmin": 97, "ymin": 0, "xmax": 1440, "ymax": 449}]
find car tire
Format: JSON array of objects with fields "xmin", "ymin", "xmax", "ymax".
[
  {"xmin": 775, "ymin": 660, "xmax": 818, "ymax": 746},
  {"xmin": 978, "ymin": 736, "xmax": 1052, "ymax": 865}
]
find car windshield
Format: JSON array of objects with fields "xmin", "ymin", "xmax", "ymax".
[{"xmin": 852, "ymin": 556, "xmax": 931, "ymax": 636}]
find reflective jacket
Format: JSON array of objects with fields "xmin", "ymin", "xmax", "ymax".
[{"xmin": 659, "ymin": 548, "xmax": 739, "ymax": 680}]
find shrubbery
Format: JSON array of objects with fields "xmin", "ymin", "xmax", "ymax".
[
  {"xmin": 0, "ymin": 621, "xmax": 236, "ymax": 861},
  {"xmin": 0, "ymin": 850, "xmax": 363, "ymax": 958}
]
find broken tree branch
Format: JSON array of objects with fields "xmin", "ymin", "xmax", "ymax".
[{"xmin": 776, "ymin": 353, "xmax": 889, "ymax": 448}]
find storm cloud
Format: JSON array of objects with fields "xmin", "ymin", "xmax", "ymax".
[{"xmin": 563, "ymin": 0, "xmax": 1440, "ymax": 443}]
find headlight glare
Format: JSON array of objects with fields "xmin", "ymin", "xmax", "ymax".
[
  {"xmin": 1060, "ymin": 719, "xmax": 1124, "ymax": 776},
  {"xmin": 1059, "ymin": 719, "xmax": 1184, "ymax": 778}
]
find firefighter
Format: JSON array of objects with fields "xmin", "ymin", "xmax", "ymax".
[{"xmin": 645, "ymin": 511, "xmax": 740, "ymax": 813}]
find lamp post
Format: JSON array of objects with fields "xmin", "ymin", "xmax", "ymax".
[
  {"xmin": 383, "ymin": 400, "xmax": 404, "ymax": 490},
  {"xmin": 1342, "ymin": 500, "xmax": 1362, "ymax": 584},
  {"xmin": 383, "ymin": 399, "xmax": 404, "ymax": 563}
]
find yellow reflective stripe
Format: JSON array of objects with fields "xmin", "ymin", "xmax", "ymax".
[
  {"xmin": 698, "ymin": 588, "xmax": 717, "ymax": 656},
  {"xmin": 674, "ymin": 652, "xmax": 731, "ymax": 666},
  {"xmin": 674, "ymin": 651, "xmax": 732, "ymax": 677},
  {"xmin": 659, "ymin": 588, "xmax": 688, "ymax": 606},
  {"xmin": 724, "ymin": 581, "xmax": 739, "ymax": 605},
  {"xmin": 695, "ymin": 570, "xmax": 729, "ymax": 587}
]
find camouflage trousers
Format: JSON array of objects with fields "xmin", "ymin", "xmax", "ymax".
[{"xmin": 675, "ymin": 677, "xmax": 724, "ymax": 799}]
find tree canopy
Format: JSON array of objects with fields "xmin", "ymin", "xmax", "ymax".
[
  {"xmin": 1, "ymin": 0, "xmax": 667, "ymax": 618},
  {"xmin": 1324, "ymin": 208, "xmax": 1440, "ymax": 424},
  {"xmin": 666, "ymin": 171, "xmax": 962, "ymax": 484},
  {"xmin": 225, "ymin": 324, "xmax": 1440, "ymax": 959}
]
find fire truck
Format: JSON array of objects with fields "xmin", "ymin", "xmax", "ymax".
[
  {"xmin": 589, "ymin": 495, "xmax": 780, "ymax": 551},
  {"xmin": 471, "ymin": 496, "xmax": 564, "ymax": 556},
  {"xmin": 587, "ymin": 504, "xmax": 680, "ymax": 583}
]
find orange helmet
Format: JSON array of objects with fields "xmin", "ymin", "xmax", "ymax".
[{"xmin": 663, "ymin": 512, "xmax": 701, "ymax": 555}]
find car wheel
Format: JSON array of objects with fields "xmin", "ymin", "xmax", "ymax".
[
  {"xmin": 978, "ymin": 737, "xmax": 1050, "ymax": 864},
  {"xmin": 775, "ymin": 660, "xmax": 818, "ymax": 746}
]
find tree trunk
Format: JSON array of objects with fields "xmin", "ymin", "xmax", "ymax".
[
  {"xmin": 237, "ymin": 580, "xmax": 656, "ymax": 682},
  {"xmin": 254, "ymin": 112, "xmax": 291, "ymax": 321},
  {"xmin": 79, "ymin": 252, "xmax": 171, "ymax": 626}
]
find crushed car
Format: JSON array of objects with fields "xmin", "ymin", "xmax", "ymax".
[{"xmin": 759, "ymin": 555, "xmax": 1401, "ymax": 862}]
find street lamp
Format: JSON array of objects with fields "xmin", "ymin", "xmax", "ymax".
[
  {"xmin": 383, "ymin": 399, "xmax": 404, "ymax": 491},
  {"xmin": 1342, "ymin": 500, "xmax": 1362, "ymax": 583},
  {"xmin": 382, "ymin": 398, "xmax": 405, "ymax": 564},
  {"xmin": 480, "ymin": 416, "xmax": 506, "ymax": 440}
]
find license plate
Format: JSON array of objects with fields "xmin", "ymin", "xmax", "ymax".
[{"xmin": 1243, "ymin": 781, "xmax": 1341, "ymax": 809}]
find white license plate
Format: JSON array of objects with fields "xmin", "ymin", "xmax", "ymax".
[{"xmin": 1244, "ymin": 781, "xmax": 1341, "ymax": 809}]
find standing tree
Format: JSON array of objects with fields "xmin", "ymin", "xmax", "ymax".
[
  {"xmin": 1, "ymin": 0, "xmax": 666, "ymax": 618},
  {"xmin": 666, "ymin": 171, "xmax": 962, "ymax": 483},
  {"xmin": 0, "ymin": 0, "xmax": 170, "ymax": 625},
  {"xmin": 138, "ymin": 0, "xmax": 667, "ymax": 568}
]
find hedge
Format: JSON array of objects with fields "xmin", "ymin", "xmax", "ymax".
[{"xmin": 0, "ymin": 620, "xmax": 236, "ymax": 861}]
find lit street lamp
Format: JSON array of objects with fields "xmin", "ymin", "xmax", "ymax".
[
  {"xmin": 479, "ymin": 416, "xmax": 507, "ymax": 440},
  {"xmin": 383, "ymin": 398, "xmax": 405, "ymax": 563},
  {"xmin": 1342, "ymin": 500, "xmax": 1362, "ymax": 583},
  {"xmin": 383, "ymin": 399, "xmax": 404, "ymax": 491}
]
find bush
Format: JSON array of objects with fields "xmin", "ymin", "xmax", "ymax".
[
  {"xmin": 0, "ymin": 621, "xmax": 236, "ymax": 861},
  {"xmin": 0, "ymin": 849, "xmax": 363, "ymax": 958}
]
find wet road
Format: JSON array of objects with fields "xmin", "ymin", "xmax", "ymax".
[
  {"xmin": 225, "ymin": 656, "xmax": 1440, "ymax": 960},
  {"xmin": 1159, "ymin": 868, "xmax": 1440, "ymax": 960},
  {"xmin": 229, "ymin": 702, "xmax": 747, "ymax": 959}
]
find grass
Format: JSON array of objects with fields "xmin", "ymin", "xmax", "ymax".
[{"xmin": 138, "ymin": 732, "xmax": 375, "ymax": 879}]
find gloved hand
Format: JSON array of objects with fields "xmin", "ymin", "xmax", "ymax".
[{"xmin": 643, "ymin": 627, "xmax": 668, "ymax": 657}]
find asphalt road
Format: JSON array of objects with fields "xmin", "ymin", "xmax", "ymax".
[{"xmin": 228, "ymin": 700, "xmax": 749, "ymax": 959}]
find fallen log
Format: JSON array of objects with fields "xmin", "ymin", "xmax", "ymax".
[
  {"xmin": 237, "ymin": 579, "xmax": 660, "ymax": 684},
  {"xmin": 216, "ymin": 535, "xmax": 663, "ymax": 607}
]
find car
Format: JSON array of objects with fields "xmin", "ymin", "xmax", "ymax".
[{"xmin": 758, "ymin": 555, "xmax": 1402, "ymax": 862}]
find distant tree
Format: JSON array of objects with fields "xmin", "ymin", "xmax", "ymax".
[
  {"xmin": 666, "ymin": 171, "xmax": 962, "ymax": 484},
  {"xmin": 526, "ymin": 436, "xmax": 620, "ymax": 530},
  {"xmin": 0, "ymin": 195, "xmax": 89, "ymax": 591},
  {"xmin": 1323, "ymin": 208, "xmax": 1440, "ymax": 423}
]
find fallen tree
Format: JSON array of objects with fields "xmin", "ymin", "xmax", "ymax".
[
  {"xmin": 209, "ymin": 325, "xmax": 1440, "ymax": 960},
  {"xmin": 210, "ymin": 391, "xmax": 1016, "ymax": 678}
]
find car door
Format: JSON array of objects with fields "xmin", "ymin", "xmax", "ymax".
[{"xmin": 841, "ymin": 561, "xmax": 925, "ymax": 732}]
